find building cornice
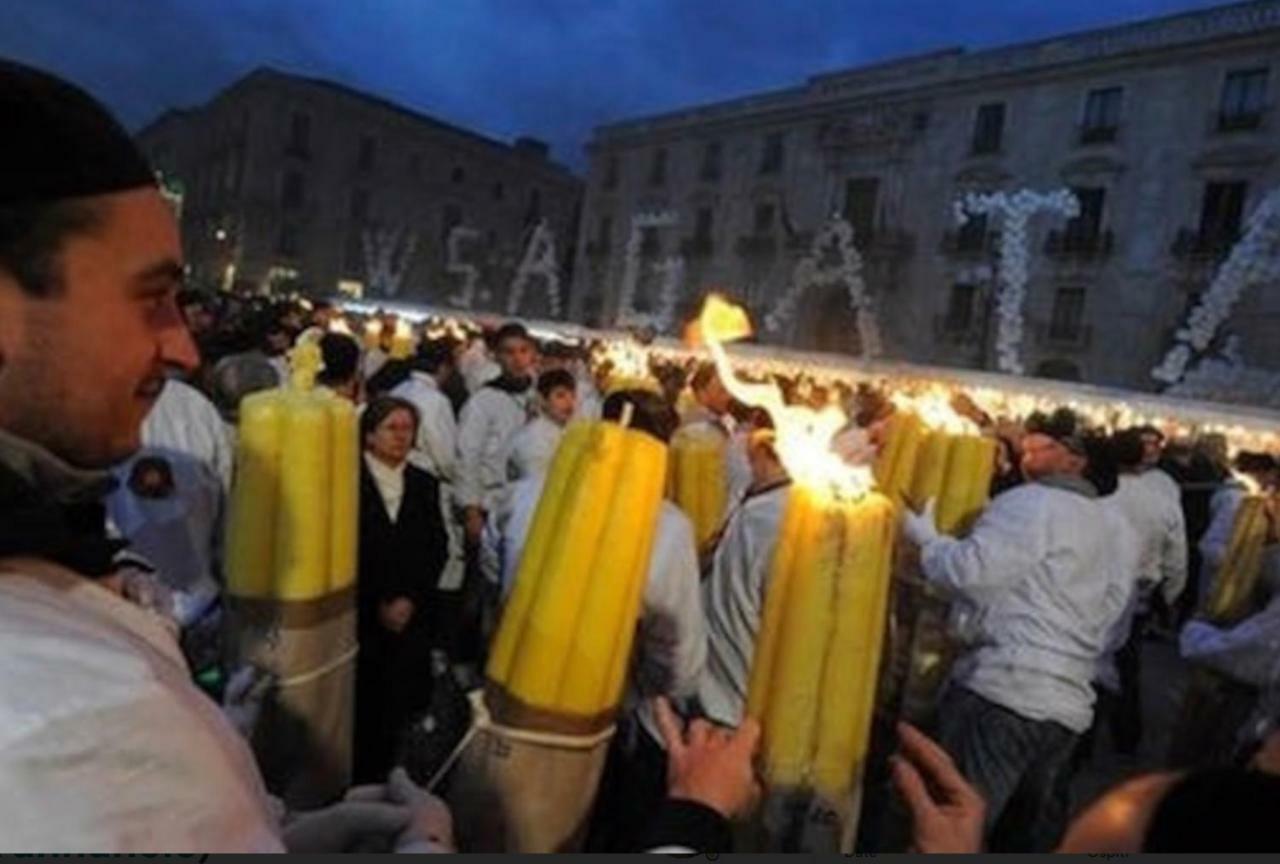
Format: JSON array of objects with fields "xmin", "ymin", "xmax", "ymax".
[{"xmin": 591, "ymin": 0, "xmax": 1280, "ymax": 146}]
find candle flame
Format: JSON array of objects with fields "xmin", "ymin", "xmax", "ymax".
[{"xmin": 694, "ymin": 293, "xmax": 873, "ymax": 501}]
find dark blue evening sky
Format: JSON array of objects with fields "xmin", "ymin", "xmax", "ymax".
[{"xmin": 0, "ymin": 0, "xmax": 1233, "ymax": 168}]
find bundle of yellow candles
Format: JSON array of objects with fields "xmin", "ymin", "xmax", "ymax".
[
  {"xmin": 362, "ymin": 319, "xmax": 383, "ymax": 352},
  {"xmin": 873, "ymin": 404, "xmax": 996, "ymax": 536},
  {"xmin": 225, "ymin": 331, "xmax": 359, "ymax": 599},
  {"xmin": 389, "ymin": 318, "xmax": 417, "ymax": 360},
  {"xmin": 746, "ymin": 486, "xmax": 896, "ymax": 798},
  {"xmin": 690, "ymin": 293, "xmax": 897, "ymax": 803},
  {"xmin": 667, "ymin": 423, "xmax": 729, "ymax": 553},
  {"xmin": 486, "ymin": 418, "xmax": 668, "ymax": 720},
  {"xmin": 1203, "ymin": 493, "xmax": 1274, "ymax": 623}
]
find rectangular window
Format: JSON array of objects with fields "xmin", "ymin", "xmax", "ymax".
[
  {"xmin": 759, "ymin": 132, "xmax": 785, "ymax": 175},
  {"xmin": 349, "ymin": 188, "xmax": 370, "ymax": 222},
  {"xmin": 596, "ymin": 215, "xmax": 613, "ymax": 251},
  {"xmin": 640, "ymin": 226, "xmax": 660, "ymax": 257},
  {"xmin": 1199, "ymin": 181, "xmax": 1247, "ymax": 244},
  {"xmin": 1065, "ymin": 187, "xmax": 1106, "ymax": 243},
  {"xmin": 753, "ymin": 202, "xmax": 777, "ymax": 235},
  {"xmin": 1082, "ymin": 87, "xmax": 1123, "ymax": 142},
  {"xmin": 694, "ymin": 207, "xmax": 714, "ymax": 243},
  {"xmin": 281, "ymin": 171, "xmax": 305, "ymax": 209},
  {"xmin": 442, "ymin": 204, "xmax": 463, "ymax": 244},
  {"xmin": 945, "ymin": 283, "xmax": 977, "ymax": 333},
  {"xmin": 1049, "ymin": 286, "xmax": 1086, "ymax": 340},
  {"xmin": 648, "ymin": 148, "xmax": 668, "ymax": 186},
  {"xmin": 288, "ymin": 112, "xmax": 310, "ymax": 156},
  {"xmin": 603, "ymin": 155, "xmax": 620, "ymax": 190},
  {"xmin": 1219, "ymin": 68, "xmax": 1268, "ymax": 130},
  {"xmin": 525, "ymin": 187, "xmax": 542, "ymax": 226},
  {"xmin": 357, "ymin": 135, "xmax": 377, "ymax": 170},
  {"xmin": 843, "ymin": 177, "xmax": 880, "ymax": 247},
  {"xmin": 700, "ymin": 141, "xmax": 723, "ymax": 183},
  {"xmin": 344, "ymin": 231, "xmax": 364, "ymax": 274},
  {"xmin": 277, "ymin": 223, "xmax": 301, "ymax": 258},
  {"xmin": 956, "ymin": 211, "xmax": 989, "ymax": 252},
  {"xmin": 971, "ymin": 102, "xmax": 1005, "ymax": 155}
]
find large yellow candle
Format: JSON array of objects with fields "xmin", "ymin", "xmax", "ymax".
[
  {"xmin": 812, "ymin": 494, "xmax": 895, "ymax": 799},
  {"xmin": 273, "ymin": 395, "xmax": 333, "ymax": 600},
  {"xmin": 874, "ymin": 411, "xmax": 924, "ymax": 505},
  {"xmin": 488, "ymin": 420, "xmax": 669, "ymax": 721},
  {"xmin": 226, "ymin": 392, "xmax": 284, "ymax": 597},
  {"xmin": 328, "ymin": 397, "xmax": 360, "ymax": 591},
  {"xmin": 762, "ymin": 490, "xmax": 841, "ymax": 786},
  {"xmin": 745, "ymin": 485, "xmax": 811, "ymax": 720},
  {"xmin": 487, "ymin": 422, "xmax": 593, "ymax": 684},
  {"xmin": 226, "ymin": 332, "xmax": 358, "ymax": 601},
  {"xmin": 389, "ymin": 320, "xmax": 416, "ymax": 360},
  {"xmin": 506, "ymin": 424, "xmax": 626, "ymax": 709},
  {"xmin": 936, "ymin": 435, "xmax": 996, "ymax": 536},
  {"xmin": 909, "ymin": 431, "xmax": 953, "ymax": 511},
  {"xmin": 558, "ymin": 431, "xmax": 667, "ymax": 714},
  {"xmin": 747, "ymin": 488, "xmax": 896, "ymax": 793},
  {"xmin": 1205, "ymin": 495, "xmax": 1269, "ymax": 623},
  {"xmin": 669, "ymin": 424, "xmax": 728, "ymax": 551}
]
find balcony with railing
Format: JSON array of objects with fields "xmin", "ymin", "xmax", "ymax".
[
  {"xmin": 862, "ymin": 227, "xmax": 916, "ymax": 259},
  {"xmin": 1044, "ymin": 229, "xmax": 1114, "ymax": 260},
  {"xmin": 680, "ymin": 234, "xmax": 716, "ymax": 258},
  {"xmin": 939, "ymin": 228, "xmax": 1000, "ymax": 257},
  {"xmin": 932, "ymin": 313, "xmax": 983, "ymax": 346},
  {"xmin": 1033, "ymin": 319, "xmax": 1093, "ymax": 349},
  {"xmin": 735, "ymin": 234, "xmax": 778, "ymax": 258},
  {"xmin": 1210, "ymin": 107, "xmax": 1268, "ymax": 134},
  {"xmin": 1077, "ymin": 124, "xmax": 1120, "ymax": 146}
]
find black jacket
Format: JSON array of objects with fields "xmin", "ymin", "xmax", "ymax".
[{"xmin": 356, "ymin": 458, "xmax": 448, "ymax": 637}]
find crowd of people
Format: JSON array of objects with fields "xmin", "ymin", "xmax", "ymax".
[{"xmin": 3, "ymin": 59, "xmax": 1280, "ymax": 853}]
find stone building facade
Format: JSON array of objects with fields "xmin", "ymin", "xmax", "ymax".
[
  {"xmin": 571, "ymin": 0, "xmax": 1280, "ymax": 390},
  {"xmin": 139, "ymin": 68, "xmax": 580, "ymax": 318}
]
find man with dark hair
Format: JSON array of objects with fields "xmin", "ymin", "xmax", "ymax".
[
  {"xmin": 317, "ymin": 330, "xmax": 361, "ymax": 402},
  {"xmin": 0, "ymin": 60, "xmax": 446, "ymax": 852},
  {"xmin": 508, "ymin": 368, "xmax": 576, "ymax": 480},
  {"xmin": 900, "ymin": 407, "xmax": 1137, "ymax": 851},
  {"xmin": 456, "ymin": 321, "xmax": 539, "ymax": 546}
]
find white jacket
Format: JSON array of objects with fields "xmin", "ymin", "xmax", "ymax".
[
  {"xmin": 484, "ymin": 473, "xmax": 707, "ymax": 740},
  {"xmin": 0, "ymin": 559, "xmax": 281, "ymax": 852},
  {"xmin": 507, "ymin": 416, "xmax": 564, "ymax": 481},
  {"xmin": 697, "ymin": 480, "xmax": 792, "ymax": 727},
  {"xmin": 391, "ymin": 372, "xmax": 458, "ymax": 483},
  {"xmin": 1112, "ymin": 470, "xmax": 1188, "ymax": 606},
  {"xmin": 918, "ymin": 480, "xmax": 1136, "ymax": 732},
  {"xmin": 144, "ymin": 379, "xmax": 234, "ymax": 495},
  {"xmin": 455, "ymin": 384, "xmax": 532, "ymax": 513}
]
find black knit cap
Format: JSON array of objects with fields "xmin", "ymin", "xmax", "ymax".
[{"xmin": 1, "ymin": 59, "xmax": 155, "ymax": 206}]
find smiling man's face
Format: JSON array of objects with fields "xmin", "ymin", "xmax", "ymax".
[{"xmin": 0, "ymin": 188, "xmax": 199, "ymax": 468}]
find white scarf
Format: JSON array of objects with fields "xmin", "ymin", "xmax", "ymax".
[{"xmin": 364, "ymin": 452, "xmax": 406, "ymax": 523}]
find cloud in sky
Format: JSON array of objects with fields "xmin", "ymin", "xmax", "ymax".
[{"xmin": 0, "ymin": 0, "xmax": 1232, "ymax": 168}]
